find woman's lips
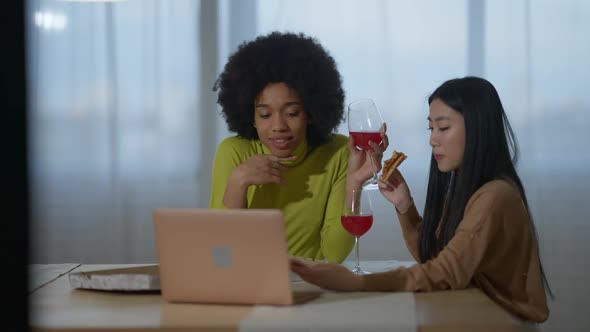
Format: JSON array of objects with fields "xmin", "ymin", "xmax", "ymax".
[
  {"xmin": 270, "ymin": 137, "xmax": 292, "ymax": 149},
  {"xmin": 434, "ymin": 154, "xmax": 443, "ymax": 161}
]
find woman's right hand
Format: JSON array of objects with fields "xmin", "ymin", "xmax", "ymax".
[
  {"xmin": 378, "ymin": 169, "xmax": 414, "ymax": 214},
  {"xmin": 223, "ymin": 154, "xmax": 297, "ymax": 208},
  {"xmin": 229, "ymin": 154, "xmax": 297, "ymax": 188}
]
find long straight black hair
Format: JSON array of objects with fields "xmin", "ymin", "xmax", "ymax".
[{"xmin": 420, "ymin": 76, "xmax": 553, "ymax": 298}]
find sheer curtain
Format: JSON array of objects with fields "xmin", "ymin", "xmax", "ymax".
[{"xmin": 28, "ymin": 0, "xmax": 210, "ymax": 263}]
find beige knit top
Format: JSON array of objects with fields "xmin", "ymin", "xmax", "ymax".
[{"xmin": 363, "ymin": 179, "xmax": 549, "ymax": 323}]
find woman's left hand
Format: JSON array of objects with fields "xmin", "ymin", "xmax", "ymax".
[
  {"xmin": 290, "ymin": 259, "xmax": 365, "ymax": 291},
  {"xmin": 347, "ymin": 123, "xmax": 389, "ymax": 188}
]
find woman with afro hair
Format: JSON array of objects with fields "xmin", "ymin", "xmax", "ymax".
[{"xmin": 210, "ymin": 31, "xmax": 388, "ymax": 263}]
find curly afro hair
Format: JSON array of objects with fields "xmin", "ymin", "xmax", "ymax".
[{"xmin": 213, "ymin": 31, "xmax": 345, "ymax": 147}]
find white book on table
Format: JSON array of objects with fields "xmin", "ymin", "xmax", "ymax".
[{"xmin": 68, "ymin": 265, "xmax": 161, "ymax": 291}]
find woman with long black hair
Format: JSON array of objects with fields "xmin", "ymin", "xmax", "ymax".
[{"xmin": 291, "ymin": 76, "xmax": 551, "ymax": 323}]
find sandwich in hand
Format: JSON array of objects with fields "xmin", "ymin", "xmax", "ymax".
[{"xmin": 381, "ymin": 150, "xmax": 407, "ymax": 184}]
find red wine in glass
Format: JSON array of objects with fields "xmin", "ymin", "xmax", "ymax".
[
  {"xmin": 349, "ymin": 131, "xmax": 383, "ymax": 151},
  {"xmin": 341, "ymin": 215, "xmax": 373, "ymax": 237},
  {"xmin": 341, "ymin": 188, "xmax": 374, "ymax": 275},
  {"xmin": 347, "ymin": 99, "xmax": 384, "ymax": 189}
]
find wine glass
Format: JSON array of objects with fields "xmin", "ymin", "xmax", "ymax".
[
  {"xmin": 341, "ymin": 188, "xmax": 374, "ymax": 275},
  {"xmin": 348, "ymin": 98, "xmax": 384, "ymax": 190}
]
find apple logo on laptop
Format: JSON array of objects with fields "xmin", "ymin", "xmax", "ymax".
[{"xmin": 212, "ymin": 245, "xmax": 233, "ymax": 268}]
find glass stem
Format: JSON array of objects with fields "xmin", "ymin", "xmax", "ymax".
[
  {"xmin": 355, "ymin": 236, "xmax": 360, "ymax": 270},
  {"xmin": 369, "ymin": 153, "xmax": 378, "ymax": 181}
]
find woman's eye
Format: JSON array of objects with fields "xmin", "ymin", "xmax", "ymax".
[
  {"xmin": 286, "ymin": 110, "xmax": 301, "ymax": 117},
  {"xmin": 259, "ymin": 114, "xmax": 271, "ymax": 119},
  {"xmin": 427, "ymin": 126, "xmax": 449, "ymax": 132}
]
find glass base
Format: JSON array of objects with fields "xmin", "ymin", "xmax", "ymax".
[
  {"xmin": 362, "ymin": 182, "xmax": 380, "ymax": 190},
  {"xmin": 351, "ymin": 266, "xmax": 372, "ymax": 275}
]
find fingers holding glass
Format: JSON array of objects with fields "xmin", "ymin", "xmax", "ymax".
[{"xmin": 381, "ymin": 123, "xmax": 389, "ymax": 150}]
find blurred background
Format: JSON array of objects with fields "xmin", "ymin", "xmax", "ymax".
[{"xmin": 27, "ymin": 0, "xmax": 589, "ymax": 330}]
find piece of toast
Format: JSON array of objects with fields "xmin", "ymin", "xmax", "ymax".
[{"xmin": 382, "ymin": 150, "xmax": 407, "ymax": 183}]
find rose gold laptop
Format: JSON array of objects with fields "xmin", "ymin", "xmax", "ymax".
[{"xmin": 153, "ymin": 208, "xmax": 320, "ymax": 305}]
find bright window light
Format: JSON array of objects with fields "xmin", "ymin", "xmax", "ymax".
[{"xmin": 34, "ymin": 11, "xmax": 67, "ymax": 31}]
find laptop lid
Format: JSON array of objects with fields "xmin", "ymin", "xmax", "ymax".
[{"xmin": 153, "ymin": 208, "xmax": 295, "ymax": 305}]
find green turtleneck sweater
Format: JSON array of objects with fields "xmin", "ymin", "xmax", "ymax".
[{"xmin": 209, "ymin": 134, "xmax": 354, "ymax": 263}]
